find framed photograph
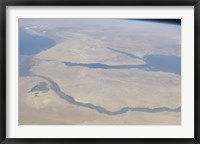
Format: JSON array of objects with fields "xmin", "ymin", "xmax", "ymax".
[{"xmin": 0, "ymin": 0, "xmax": 199, "ymax": 143}]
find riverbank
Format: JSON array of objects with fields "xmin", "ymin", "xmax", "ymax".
[{"xmin": 19, "ymin": 76, "xmax": 181, "ymax": 125}]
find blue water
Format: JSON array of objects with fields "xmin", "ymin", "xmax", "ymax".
[
  {"xmin": 107, "ymin": 47, "xmax": 142, "ymax": 60},
  {"xmin": 19, "ymin": 28, "xmax": 181, "ymax": 75},
  {"xmin": 19, "ymin": 28, "xmax": 56, "ymax": 76},
  {"xmin": 37, "ymin": 74, "xmax": 181, "ymax": 115},
  {"xmin": 19, "ymin": 28, "xmax": 56, "ymax": 55},
  {"xmin": 107, "ymin": 47, "xmax": 180, "ymax": 75},
  {"xmin": 143, "ymin": 55, "xmax": 181, "ymax": 75},
  {"xmin": 64, "ymin": 55, "xmax": 181, "ymax": 75},
  {"xmin": 19, "ymin": 55, "xmax": 34, "ymax": 76}
]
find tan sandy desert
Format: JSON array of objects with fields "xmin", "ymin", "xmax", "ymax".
[{"xmin": 19, "ymin": 19, "xmax": 181, "ymax": 125}]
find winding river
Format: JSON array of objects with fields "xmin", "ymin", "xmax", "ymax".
[
  {"xmin": 19, "ymin": 28, "xmax": 181, "ymax": 115},
  {"xmin": 35, "ymin": 75, "xmax": 181, "ymax": 115}
]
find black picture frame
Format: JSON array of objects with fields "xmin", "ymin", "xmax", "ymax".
[{"xmin": 0, "ymin": 0, "xmax": 200, "ymax": 143}]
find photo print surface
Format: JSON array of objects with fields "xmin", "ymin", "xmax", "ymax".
[{"xmin": 18, "ymin": 19, "xmax": 181, "ymax": 125}]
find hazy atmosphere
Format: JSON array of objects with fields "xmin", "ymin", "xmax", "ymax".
[{"xmin": 19, "ymin": 18, "xmax": 181, "ymax": 125}]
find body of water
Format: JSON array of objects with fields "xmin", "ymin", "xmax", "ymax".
[
  {"xmin": 36, "ymin": 75, "xmax": 181, "ymax": 115},
  {"xmin": 64, "ymin": 54, "xmax": 181, "ymax": 75},
  {"xmin": 19, "ymin": 28, "xmax": 56, "ymax": 76},
  {"xmin": 19, "ymin": 27, "xmax": 181, "ymax": 115},
  {"xmin": 19, "ymin": 28, "xmax": 56, "ymax": 55},
  {"xmin": 19, "ymin": 28, "xmax": 181, "ymax": 75},
  {"xmin": 143, "ymin": 54, "xmax": 181, "ymax": 75}
]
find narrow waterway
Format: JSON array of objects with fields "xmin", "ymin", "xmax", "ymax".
[
  {"xmin": 63, "ymin": 53, "xmax": 181, "ymax": 75},
  {"xmin": 35, "ymin": 75, "xmax": 181, "ymax": 115}
]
